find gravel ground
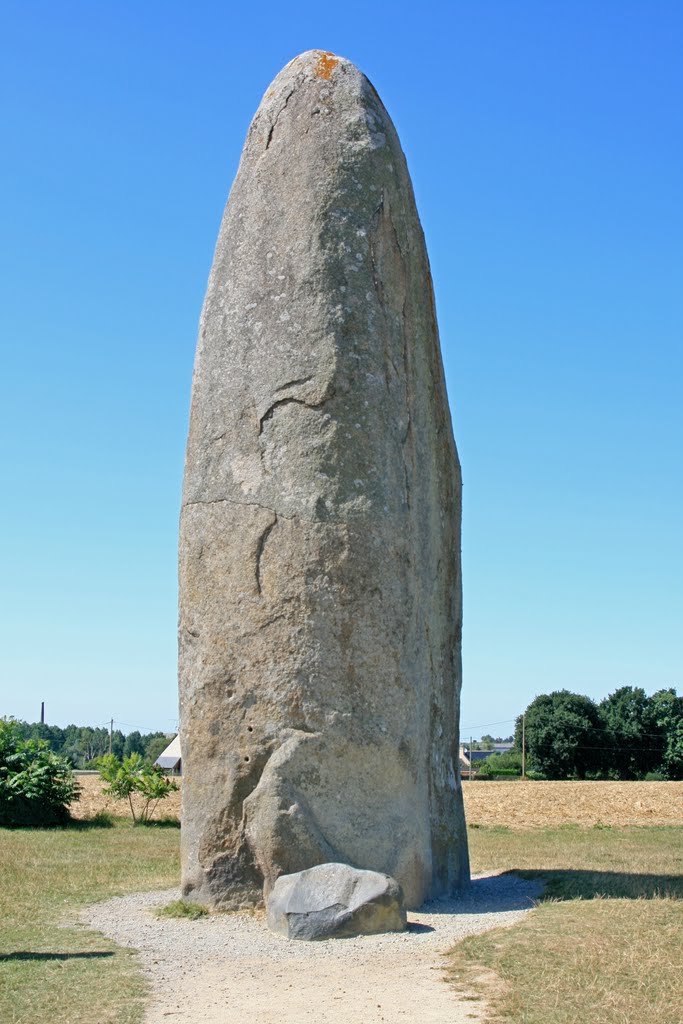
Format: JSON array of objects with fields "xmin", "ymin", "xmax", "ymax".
[{"xmin": 81, "ymin": 872, "xmax": 541, "ymax": 1024}]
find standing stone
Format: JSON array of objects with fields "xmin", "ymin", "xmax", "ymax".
[{"xmin": 179, "ymin": 49, "xmax": 469, "ymax": 911}]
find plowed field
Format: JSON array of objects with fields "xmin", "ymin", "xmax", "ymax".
[
  {"xmin": 463, "ymin": 779, "xmax": 683, "ymax": 827},
  {"xmin": 72, "ymin": 774, "xmax": 683, "ymax": 828},
  {"xmin": 71, "ymin": 773, "xmax": 182, "ymax": 820}
]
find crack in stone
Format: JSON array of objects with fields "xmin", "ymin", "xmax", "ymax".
[
  {"xmin": 258, "ymin": 390, "xmax": 334, "ymax": 435},
  {"xmin": 400, "ymin": 297, "xmax": 412, "ymax": 445},
  {"xmin": 265, "ymin": 87, "xmax": 296, "ymax": 150},
  {"xmin": 273, "ymin": 375, "xmax": 313, "ymax": 393},
  {"xmin": 254, "ymin": 512, "xmax": 278, "ymax": 595},
  {"xmin": 368, "ymin": 196, "xmax": 385, "ymax": 303},
  {"xmin": 400, "ymin": 297, "xmax": 413, "ymax": 514},
  {"xmin": 369, "ymin": 194, "xmax": 403, "ymax": 392},
  {"xmin": 182, "ymin": 495, "xmax": 375, "ymax": 527},
  {"xmin": 256, "ymin": 613, "xmax": 286, "ymax": 630},
  {"xmin": 369, "ymin": 192, "xmax": 413, "ymax": 508},
  {"xmin": 182, "ymin": 497, "xmax": 317, "ymax": 525}
]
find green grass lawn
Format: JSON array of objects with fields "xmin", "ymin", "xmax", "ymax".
[
  {"xmin": 0, "ymin": 818, "xmax": 180, "ymax": 1024},
  {"xmin": 451, "ymin": 825, "xmax": 683, "ymax": 1024}
]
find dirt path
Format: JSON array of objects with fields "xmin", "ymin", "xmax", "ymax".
[{"xmin": 81, "ymin": 873, "xmax": 540, "ymax": 1023}]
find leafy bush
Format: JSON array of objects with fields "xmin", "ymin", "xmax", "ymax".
[
  {"xmin": 0, "ymin": 717, "xmax": 79, "ymax": 827},
  {"xmin": 97, "ymin": 753, "xmax": 178, "ymax": 823},
  {"xmin": 477, "ymin": 751, "xmax": 524, "ymax": 777}
]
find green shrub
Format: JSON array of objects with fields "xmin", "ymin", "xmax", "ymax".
[
  {"xmin": 96, "ymin": 753, "xmax": 178, "ymax": 823},
  {"xmin": 477, "ymin": 751, "xmax": 523, "ymax": 777},
  {"xmin": 0, "ymin": 717, "xmax": 79, "ymax": 827},
  {"xmin": 476, "ymin": 767, "xmax": 522, "ymax": 778}
]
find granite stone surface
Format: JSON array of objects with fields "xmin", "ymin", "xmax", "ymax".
[{"xmin": 179, "ymin": 50, "xmax": 468, "ymax": 910}]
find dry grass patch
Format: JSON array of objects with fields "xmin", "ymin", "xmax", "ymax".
[
  {"xmin": 0, "ymin": 819, "xmax": 180, "ymax": 1024},
  {"xmin": 71, "ymin": 773, "xmax": 181, "ymax": 821},
  {"xmin": 448, "ymin": 899, "xmax": 683, "ymax": 1024},
  {"xmin": 75, "ymin": 777, "xmax": 683, "ymax": 829},
  {"xmin": 449, "ymin": 825, "xmax": 683, "ymax": 1024},
  {"xmin": 463, "ymin": 780, "xmax": 683, "ymax": 828}
]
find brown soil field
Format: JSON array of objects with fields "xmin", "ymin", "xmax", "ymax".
[
  {"xmin": 72, "ymin": 774, "xmax": 683, "ymax": 828},
  {"xmin": 463, "ymin": 779, "xmax": 683, "ymax": 827},
  {"xmin": 71, "ymin": 773, "xmax": 182, "ymax": 821}
]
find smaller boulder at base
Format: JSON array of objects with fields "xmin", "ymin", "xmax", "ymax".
[{"xmin": 266, "ymin": 863, "xmax": 407, "ymax": 941}]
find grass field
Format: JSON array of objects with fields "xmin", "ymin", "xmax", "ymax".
[
  {"xmin": 0, "ymin": 819, "xmax": 180, "ymax": 1024},
  {"xmin": 456, "ymin": 824, "xmax": 683, "ymax": 1024},
  {"xmin": 4, "ymin": 783, "xmax": 683, "ymax": 1024}
]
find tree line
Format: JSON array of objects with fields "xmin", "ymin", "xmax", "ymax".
[
  {"xmin": 9, "ymin": 721, "xmax": 171, "ymax": 769},
  {"xmin": 512, "ymin": 686, "xmax": 683, "ymax": 780}
]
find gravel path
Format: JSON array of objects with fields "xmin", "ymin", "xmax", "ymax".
[{"xmin": 81, "ymin": 873, "xmax": 541, "ymax": 1024}]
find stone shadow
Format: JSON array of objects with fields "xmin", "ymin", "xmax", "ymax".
[
  {"xmin": 418, "ymin": 874, "xmax": 541, "ymax": 915},
  {"xmin": 0, "ymin": 951, "xmax": 115, "ymax": 961},
  {"xmin": 406, "ymin": 921, "xmax": 436, "ymax": 934},
  {"xmin": 516, "ymin": 868, "xmax": 683, "ymax": 901}
]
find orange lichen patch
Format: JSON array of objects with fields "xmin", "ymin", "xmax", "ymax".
[{"xmin": 313, "ymin": 51, "xmax": 339, "ymax": 80}]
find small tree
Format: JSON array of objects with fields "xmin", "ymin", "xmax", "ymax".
[
  {"xmin": 649, "ymin": 689, "xmax": 683, "ymax": 780},
  {"xmin": 516, "ymin": 691, "xmax": 603, "ymax": 779},
  {"xmin": 123, "ymin": 730, "xmax": 145, "ymax": 758},
  {"xmin": 97, "ymin": 753, "xmax": 178, "ymax": 823},
  {"xmin": 597, "ymin": 686, "xmax": 664, "ymax": 778},
  {"xmin": 0, "ymin": 717, "xmax": 79, "ymax": 827}
]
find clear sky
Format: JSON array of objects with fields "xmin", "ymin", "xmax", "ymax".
[{"xmin": 1, "ymin": 1, "xmax": 681, "ymax": 741}]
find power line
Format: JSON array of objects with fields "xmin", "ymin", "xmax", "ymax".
[
  {"xmin": 113, "ymin": 720, "xmax": 170, "ymax": 735},
  {"xmin": 566, "ymin": 744, "xmax": 666, "ymax": 752},
  {"xmin": 460, "ymin": 715, "xmax": 673, "ymax": 742},
  {"xmin": 459, "ymin": 718, "xmax": 516, "ymax": 732}
]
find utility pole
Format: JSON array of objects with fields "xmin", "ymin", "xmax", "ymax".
[
  {"xmin": 469, "ymin": 736, "xmax": 473, "ymax": 781},
  {"xmin": 109, "ymin": 718, "xmax": 114, "ymax": 756},
  {"xmin": 521, "ymin": 713, "xmax": 526, "ymax": 780},
  {"xmin": 40, "ymin": 702, "xmax": 45, "ymax": 725}
]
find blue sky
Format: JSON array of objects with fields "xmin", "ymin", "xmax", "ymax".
[{"xmin": 1, "ymin": 1, "xmax": 681, "ymax": 740}]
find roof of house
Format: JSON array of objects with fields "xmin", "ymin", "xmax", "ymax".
[{"xmin": 155, "ymin": 734, "xmax": 181, "ymax": 769}]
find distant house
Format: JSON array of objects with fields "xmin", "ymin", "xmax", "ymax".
[
  {"xmin": 469, "ymin": 743, "xmax": 514, "ymax": 763},
  {"xmin": 155, "ymin": 734, "xmax": 182, "ymax": 775},
  {"xmin": 459, "ymin": 742, "xmax": 514, "ymax": 770}
]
